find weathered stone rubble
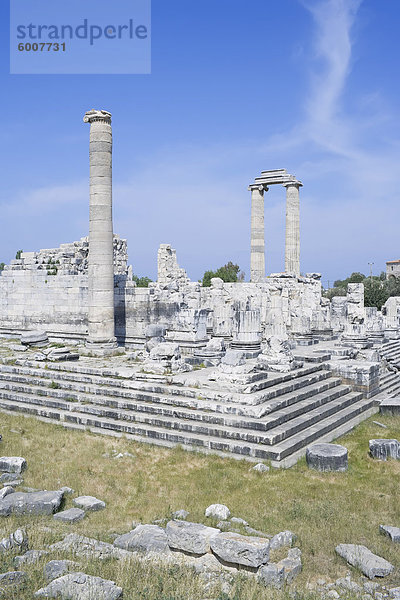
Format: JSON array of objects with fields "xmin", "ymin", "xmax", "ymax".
[
  {"xmin": 369, "ymin": 439, "xmax": 400, "ymax": 461},
  {"xmin": 34, "ymin": 572, "xmax": 123, "ymax": 599},
  {"xmin": 0, "ymin": 490, "xmax": 64, "ymax": 516},
  {"xmin": 335, "ymin": 544, "xmax": 394, "ymax": 579}
]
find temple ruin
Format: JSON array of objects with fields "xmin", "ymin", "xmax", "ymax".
[{"xmin": 0, "ymin": 109, "xmax": 399, "ymax": 467}]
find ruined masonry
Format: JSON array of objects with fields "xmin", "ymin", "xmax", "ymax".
[{"xmin": 0, "ymin": 109, "xmax": 399, "ymax": 466}]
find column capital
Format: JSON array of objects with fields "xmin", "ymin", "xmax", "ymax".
[
  {"xmin": 84, "ymin": 109, "xmax": 112, "ymax": 124},
  {"xmin": 282, "ymin": 179, "xmax": 302, "ymax": 189},
  {"xmin": 248, "ymin": 183, "xmax": 269, "ymax": 193}
]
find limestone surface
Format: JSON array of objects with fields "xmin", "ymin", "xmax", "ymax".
[
  {"xmin": 0, "ymin": 490, "xmax": 63, "ymax": 516},
  {"xmin": 210, "ymin": 532, "xmax": 270, "ymax": 568},
  {"xmin": 379, "ymin": 525, "xmax": 400, "ymax": 543},
  {"xmin": 44, "ymin": 560, "xmax": 80, "ymax": 582},
  {"xmin": 34, "ymin": 572, "xmax": 123, "ymax": 599},
  {"xmin": 166, "ymin": 520, "xmax": 220, "ymax": 555},
  {"xmin": 258, "ymin": 563, "xmax": 285, "ymax": 588},
  {"xmin": 73, "ymin": 495, "xmax": 105, "ymax": 511},
  {"xmin": 0, "ymin": 456, "xmax": 27, "ymax": 474},
  {"xmin": 54, "ymin": 508, "xmax": 85, "ymax": 523},
  {"xmin": 335, "ymin": 544, "xmax": 394, "ymax": 578},
  {"xmin": 114, "ymin": 524, "xmax": 169, "ymax": 554}
]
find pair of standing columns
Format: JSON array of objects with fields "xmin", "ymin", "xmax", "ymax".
[{"xmin": 249, "ymin": 181, "xmax": 301, "ymax": 282}]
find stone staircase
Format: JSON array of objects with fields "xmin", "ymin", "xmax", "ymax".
[
  {"xmin": 377, "ymin": 340, "xmax": 400, "ymax": 398},
  {"xmin": 0, "ymin": 360, "xmax": 377, "ymax": 467}
]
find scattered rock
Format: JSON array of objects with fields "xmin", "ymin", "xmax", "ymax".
[
  {"xmin": 14, "ymin": 549, "xmax": 48, "ymax": 566},
  {"xmin": 389, "ymin": 587, "xmax": 400, "ymax": 599},
  {"xmin": 277, "ymin": 548, "xmax": 302, "ymax": 583},
  {"xmin": 336, "ymin": 576, "xmax": 363, "ymax": 593},
  {"xmin": 44, "ymin": 560, "xmax": 80, "ymax": 582},
  {"xmin": 251, "ymin": 463, "xmax": 270, "ymax": 473},
  {"xmin": 335, "ymin": 544, "xmax": 394, "ymax": 579},
  {"xmin": 59, "ymin": 487, "xmax": 74, "ymax": 495},
  {"xmin": 166, "ymin": 520, "xmax": 220, "ymax": 555},
  {"xmin": 327, "ymin": 590, "xmax": 340, "ymax": 599},
  {"xmin": 49, "ymin": 533, "xmax": 131, "ymax": 560},
  {"xmin": 373, "ymin": 421, "xmax": 388, "ymax": 429},
  {"xmin": 0, "ymin": 528, "xmax": 28, "ymax": 553},
  {"xmin": 0, "ymin": 486, "xmax": 14, "ymax": 500},
  {"xmin": 210, "ymin": 532, "xmax": 270, "ymax": 568},
  {"xmin": 379, "ymin": 525, "xmax": 400, "ymax": 543},
  {"xmin": 173, "ymin": 509, "xmax": 189, "ymax": 520},
  {"xmin": 258, "ymin": 563, "xmax": 284, "ymax": 589},
  {"xmin": 0, "ymin": 570, "xmax": 26, "ymax": 586},
  {"xmin": 0, "ymin": 490, "xmax": 64, "ymax": 516},
  {"xmin": 205, "ymin": 504, "xmax": 230, "ymax": 520},
  {"xmin": 230, "ymin": 517, "xmax": 248, "ymax": 526},
  {"xmin": 244, "ymin": 526, "xmax": 272, "ymax": 538},
  {"xmin": 73, "ymin": 495, "xmax": 105, "ymax": 511},
  {"xmin": 54, "ymin": 508, "xmax": 85, "ymax": 523},
  {"xmin": 34, "ymin": 572, "xmax": 123, "ymax": 599},
  {"xmin": 0, "ymin": 457, "xmax": 26, "ymax": 474},
  {"xmin": 114, "ymin": 524, "xmax": 170, "ymax": 554},
  {"xmin": 306, "ymin": 443, "xmax": 348, "ymax": 472},
  {"xmin": 369, "ymin": 439, "xmax": 400, "ymax": 461},
  {"xmin": 270, "ymin": 530, "xmax": 295, "ymax": 550}
]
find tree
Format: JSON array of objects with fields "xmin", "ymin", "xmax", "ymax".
[
  {"xmin": 333, "ymin": 272, "xmax": 366, "ymax": 288},
  {"xmin": 364, "ymin": 279, "xmax": 388, "ymax": 310},
  {"xmin": 0, "ymin": 262, "xmax": 4, "ymax": 272},
  {"xmin": 132, "ymin": 274, "xmax": 152, "ymax": 288},
  {"xmin": 202, "ymin": 262, "xmax": 243, "ymax": 287},
  {"xmin": 15, "ymin": 250, "xmax": 23, "ymax": 260}
]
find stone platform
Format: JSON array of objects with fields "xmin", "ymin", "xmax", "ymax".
[{"xmin": 0, "ymin": 344, "xmax": 378, "ymax": 468}]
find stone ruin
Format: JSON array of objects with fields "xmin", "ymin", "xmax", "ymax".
[{"xmin": 0, "ymin": 109, "xmax": 399, "ymax": 466}]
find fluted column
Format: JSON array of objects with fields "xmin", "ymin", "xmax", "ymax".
[
  {"xmin": 283, "ymin": 181, "xmax": 302, "ymax": 276},
  {"xmin": 249, "ymin": 184, "xmax": 268, "ymax": 282},
  {"xmin": 83, "ymin": 109, "xmax": 117, "ymax": 348}
]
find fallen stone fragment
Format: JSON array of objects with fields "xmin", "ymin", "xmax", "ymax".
[
  {"xmin": 379, "ymin": 525, "xmax": 400, "ymax": 543},
  {"xmin": 0, "ymin": 486, "xmax": 14, "ymax": 500},
  {"xmin": 251, "ymin": 463, "xmax": 270, "ymax": 473},
  {"xmin": 373, "ymin": 421, "xmax": 388, "ymax": 429},
  {"xmin": 0, "ymin": 528, "xmax": 28, "ymax": 553},
  {"xmin": 114, "ymin": 524, "xmax": 170, "ymax": 554},
  {"xmin": 21, "ymin": 330, "xmax": 48, "ymax": 346},
  {"xmin": 34, "ymin": 572, "xmax": 123, "ymax": 599},
  {"xmin": 210, "ymin": 531, "xmax": 270, "ymax": 568},
  {"xmin": 205, "ymin": 504, "xmax": 231, "ymax": 520},
  {"xmin": 277, "ymin": 548, "xmax": 302, "ymax": 583},
  {"xmin": 14, "ymin": 549, "xmax": 48, "ymax": 566},
  {"xmin": 270, "ymin": 530, "xmax": 295, "ymax": 550},
  {"xmin": 166, "ymin": 520, "xmax": 220, "ymax": 555},
  {"xmin": 258, "ymin": 563, "xmax": 284, "ymax": 589},
  {"xmin": 54, "ymin": 508, "xmax": 85, "ymax": 523},
  {"xmin": 379, "ymin": 398, "xmax": 400, "ymax": 416},
  {"xmin": 44, "ymin": 560, "xmax": 80, "ymax": 583},
  {"xmin": 0, "ymin": 570, "xmax": 26, "ymax": 585},
  {"xmin": 336, "ymin": 576, "xmax": 363, "ymax": 593},
  {"xmin": 230, "ymin": 517, "xmax": 248, "ymax": 526},
  {"xmin": 173, "ymin": 509, "xmax": 189, "ymax": 520},
  {"xmin": 49, "ymin": 533, "xmax": 131, "ymax": 560},
  {"xmin": 389, "ymin": 587, "xmax": 400, "ymax": 599},
  {"xmin": 306, "ymin": 443, "xmax": 348, "ymax": 472},
  {"xmin": 244, "ymin": 526, "xmax": 272, "ymax": 538},
  {"xmin": 0, "ymin": 490, "xmax": 64, "ymax": 516},
  {"xmin": 59, "ymin": 487, "xmax": 74, "ymax": 495},
  {"xmin": 335, "ymin": 544, "xmax": 394, "ymax": 579},
  {"xmin": 73, "ymin": 495, "xmax": 105, "ymax": 511},
  {"xmin": 369, "ymin": 439, "xmax": 400, "ymax": 461},
  {"xmin": 0, "ymin": 457, "xmax": 26, "ymax": 474}
]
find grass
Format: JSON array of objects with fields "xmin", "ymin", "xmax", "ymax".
[{"xmin": 0, "ymin": 412, "xmax": 399, "ymax": 598}]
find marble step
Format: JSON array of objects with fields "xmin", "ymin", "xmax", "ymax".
[
  {"xmin": 0, "ymin": 380, "xmax": 351, "ymax": 442},
  {"xmin": 0, "ymin": 392, "xmax": 373, "ymax": 463},
  {"xmin": 0, "ymin": 364, "xmax": 334, "ymax": 415}
]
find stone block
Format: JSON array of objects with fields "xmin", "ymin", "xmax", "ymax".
[
  {"xmin": 205, "ymin": 504, "xmax": 230, "ymax": 520},
  {"xmin": 379, "ymin": 525, "xmax": 400, "ymax": 543},
  {"xmin": 336, "ymin": 544, "xmax": 394, "ymax": 579},
  {"xmin": 73, "ymin": 495, "xmax": 105, "ymax": 511},
  {"xmin": 166, "ymin": 520, "xmax": 220, "ymax": 555},
  {"xmin": 210, "ymin": 531, "xmax": 270, "ymax": 567},
  {"xmin": 54, "ymin": 508, "xmax": 85, "ymax": 523},
  {"xmin": 369, "ymin": 439, "xmax": 400, "ymax": 461},
  {"xmin": 34, "ymin": 572, "xmax": 123, "ymax": 599},
  {"xmin": 113, "ymin": 524, "xmax": 169, "ymax": 554},
  {"xmin": 306, "ymin": 443, "xmax": 348, "ymax": 472}
]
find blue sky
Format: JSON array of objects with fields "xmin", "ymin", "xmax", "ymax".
[{"xmin": 1, "ymin": 0, "xmax": 399, "ymax": 286}]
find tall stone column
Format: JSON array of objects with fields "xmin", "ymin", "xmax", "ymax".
[
  {"xmin": 83, "ymin": 109, "xmax": 117, "ymax": 349},
  {"xmin": 249, "ymin": 184, "xmax": 268, "ymax": 282},
  {"xmin": 284, "ymin": 181, "xmax": 301, "ymax": 276}
]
